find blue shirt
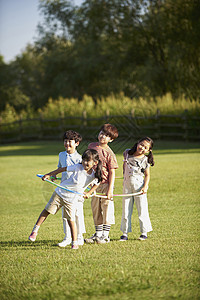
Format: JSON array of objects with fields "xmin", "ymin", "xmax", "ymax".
[{"xmin": 57, "ymin": 150, "xmax": 82, "ymax": 182}]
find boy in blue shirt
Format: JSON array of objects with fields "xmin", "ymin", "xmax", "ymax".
[{"xmin": 29, "ymin": 130, "xmax": 85, "ymax": 246}]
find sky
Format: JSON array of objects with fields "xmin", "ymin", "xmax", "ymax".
[{"xmin": 0, "ymin": 0, "xmax": 83, "ymax": 63}]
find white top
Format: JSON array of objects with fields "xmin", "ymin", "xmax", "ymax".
[
  {"xmin": 55, "ymin": 164, "xmax": 98, "ymax": 203},
  {"xmin": 57, "ymin": 150, "xmax": 82, "ymax": 182}
]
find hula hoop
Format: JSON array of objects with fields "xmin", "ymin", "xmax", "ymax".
[
  {"xmin": 93, "ymin": 191, "xmax": 143, "ymax": 198},
  {"xmin": 37, "ymin": 174, "xmax": 143, "ymax": 198},
  {"xmin": 36, "ymin": 174, "xmax": 83, "ymax": 195}
]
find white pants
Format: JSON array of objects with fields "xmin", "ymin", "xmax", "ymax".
[
  {"xmin": 62, "ymin": 201, "xmax": 86, "ymax": 238},
  {"xmin": 120, "ymin": 177, "xmax": 152, "ymax": 234}
]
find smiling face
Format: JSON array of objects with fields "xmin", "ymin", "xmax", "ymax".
[
  {"xmin": 136, "ymin": 140, "xmax": 151, "ymax": 156},
  {"xmin": 82, "ymin": 158, "xmax": 97, "ymax": 173},
  {"xmin": 63, "ymin": 139, "xmax": 79, "ymax": 154},
  {"xmin": 98, "ymin": 131, "xmax": 113, "ymax": 147}
]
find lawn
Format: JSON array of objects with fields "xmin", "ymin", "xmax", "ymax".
[{"xmin": 0, "ymin": 140, "xmax": 199, "ymax": 300}]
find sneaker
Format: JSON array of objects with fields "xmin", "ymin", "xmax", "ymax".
[
  {"xmin": 57, "ymin": 237, "xmax": 72, "ymax": 247},
  {"xmin": 138, "ymin": 235, "xmax": 147, "ymax": 241},
  {"xmin": 28, "ymin": 231, "xmax": 37, "ymax": 242},
  {"xmin": 84, "ymin": 233, "xmax": 97, "ymax": 244},
  {"xmin": 96, "ymin": 235, "xmax": 110, "ymax": 244},
  {"xmin": 120, "ymin": 235, "xmax": 128, "ymax": 241},
  {"xmin": 71, "ymin": 244, "xmax": 79, "ymax": 250},
  {"xmin": 77, "ymin": 235, "xmax": 84, "ymax": 246}
]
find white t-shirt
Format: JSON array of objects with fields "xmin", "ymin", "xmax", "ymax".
[{"xmin": 55, "ymin": 164, "xmax": 98, "ymax": 203}]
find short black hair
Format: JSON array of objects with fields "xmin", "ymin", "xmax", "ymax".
[{"xmin": 63, "ymin": 130, "xmax": 82, "ymax": 143}]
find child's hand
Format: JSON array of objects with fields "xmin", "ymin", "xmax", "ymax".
[
  {"xmin": 50, "ymin": 175, "xmax": 57, "ymax": 181},
  {"xmin": 141, "ymin": 187, "xmax": 148, "ymax": 194},
  {"xmin": 83, "ymin": 192, "xmax": 90, "ymax": 199},
  {"xmin": 42, "ymin": 174, "xmax": 50, "ymax": 181},
  {"xmin": 107, "ymin": 191, "xmax": 113, "ymax": 200}
]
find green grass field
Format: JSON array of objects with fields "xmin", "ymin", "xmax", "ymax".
[{"xmin": 0, "ymin": 140, "xmax": 200, "ymax": 300}]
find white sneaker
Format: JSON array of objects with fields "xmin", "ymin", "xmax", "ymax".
[
  {"xmin": 57, "ymin": 237, "xmax": 72, "ymax": 247},
  {"xmin": 96, "ymin": 235, "xmax": 110, "ymax": 244},
  {"xmin": 77, "ymin": 235, "xmax": 84, "ymax": 246}
]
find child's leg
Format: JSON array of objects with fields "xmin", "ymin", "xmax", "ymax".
[
  {"xmin": 120, "ymin": 196, "xmax": 134, "ymax": 235},
  {"xmin": 28, "ymin": 209, "xmax": 49, "ymax": 241},
  {"xmin": 135, "ymin": 194, "xmax": 152, "ymax": 238},
  {"xmin": 76, "ymin": 201, "xmax": 86, "ymax": 245},
  {"xmin": 67, "ymin": 220, "xmax": 77, "ymax": 241},
  {"xmin": 67, "ymin": 220, "xmax": 78, "ymax": 249},
  {"xmin": 29, "ymin": 192, "xmax": 62, "ymax": 242},
  {"xmin": 36, "ymin": 209, "xmax": 50, "ymax": 226},
  {"xmin": 57, "ymin": 207, "xmax": 71, "ymax": 247},
  {"xmin": 84, "ymin": 197, "xmax": 103, "ymax": 243},
  {"xmin": 96, "ymin": 198, "xmax": 115, "ymax": 244},
  {"xmin": 62, "ymin": 199, "xmax": 79, "ymax": 249}
]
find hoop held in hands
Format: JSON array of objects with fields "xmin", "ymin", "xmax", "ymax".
[{"xmin": 37, "ymin": 174, "xmax": 143, "ymax": 198}]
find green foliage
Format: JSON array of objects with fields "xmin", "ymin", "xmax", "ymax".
[
  {"xmin": 1, "ymin": 0, "xmax": 200, "ymax": 114},
  {"xmin": 0, "ymin": 140, "xmax": 199, "ymax": 299},
  {"xmin": 0, "ymin": 93, "xmax": 199, "ymax": 124}
]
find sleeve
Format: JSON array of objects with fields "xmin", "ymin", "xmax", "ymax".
[
  {"xmin": 91, "ymin": 178, "xmax": 99, "ymax": 186},
  {"xmin": 143, "ymin": 157, "xmax": 149, "ymax": 170},
  {"xmin": 57, "ymin": 153, "xmax": 62, "ymax": 168},
  {"xmin": 108, "ymin": 152, "xmax": 118, "ymax": 170},
  {"xmin": 88, "ymin": 143, "xmax": 95, "ymax": 150},
  {"xmin": 123, "ymin": 149, "xmax": 129, "ymax": 160}
]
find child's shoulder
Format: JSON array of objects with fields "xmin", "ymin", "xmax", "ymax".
[
  {"xmin": 123, "ymin": 149, "xmax": 130, "ymax": 157},
  {"xmin": 88, "ymin": 142, "xmax": 98, "ymax": 148},
  {"xmin": 58, "ymin": 150, "xmax": 66, "ymax": 157}
]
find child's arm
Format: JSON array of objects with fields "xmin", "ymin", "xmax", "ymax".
[
  {"xmin": 107, "ymin": 168, "xmax": 115, "ymax": 200},
  {"xmin": 141, "ymin": 167, "xmax": 150, "ymax": 193},
  {"xmin": 42, "ymin": 167, "xmax": 67, "ymax": 181},
  {"xmin": 84, "ymin": 184, "xmax": 99, "ymax": 199}
]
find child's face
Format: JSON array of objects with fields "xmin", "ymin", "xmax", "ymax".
[
  {"xmin": 136, "ymin": 140, "xmax": 151, "ymax": 155},
  {"xmin": 98, "ymin": 131, "xmax": 113, "ymax": 145},
  {"xmin": 82, "ymin": 159, "xmax": 97, "ymax": 173},
  {"xmin": 64, "ymin": 139, "xmax": 79, "ymax": 154}
]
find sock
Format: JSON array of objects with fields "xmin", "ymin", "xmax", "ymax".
[
  {"xmin": 95, "ymin": 225, "xmax": 103, "ymax": 237},
  {"xmin": 103, "ymin": 224, "xmax": 111, "ymax": 238},
  {"xmin": 32, "ymin": 225, "xmax": 40, "ymax": 233},
  {"xmin": 123, "ymin": 233, "xmax": 128, "ymax": 237}
]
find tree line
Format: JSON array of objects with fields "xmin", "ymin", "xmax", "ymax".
[{"xmin": 0, "ymin": 0, "xmax": 199, "ymax": 114}]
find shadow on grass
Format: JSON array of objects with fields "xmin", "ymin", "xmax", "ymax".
[
  {"xmin": 0, "ymin": 240, "xmax": 61, "ymax": 249},
  {"xmin": 111, "ymin": 238, "xmax": 139, "ymax": 242}
]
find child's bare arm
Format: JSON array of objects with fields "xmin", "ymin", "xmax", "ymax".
[
  {"xmin": 107, "ymin": 168, "xmax": 115, "ymax": 199},
  {"xmin": 84, "ymin": 184, "xmax": 99, "ymax": 199},
  {"xmin": 141, "ymin": 168, "xmax": 150, "ymax": 193},
  {"xmin": 42, "ymin": 167, "xmax": 67, "ymax": 180}
]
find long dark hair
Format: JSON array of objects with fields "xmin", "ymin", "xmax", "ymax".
[
  {"xmin": 128, "ymin": 137, "xmax": 155, "ymax": 166},
  {"xmin": 82, "ymin": 149, "xmax": 102, "ymax": 182}
]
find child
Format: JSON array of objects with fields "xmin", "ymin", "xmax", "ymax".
[
  {"xmin": 55, "ymin": 130, "xmax": 85, "ymax": 247},
  {"xmin": 28, "ymin": 149, "xmax": 102, "ymax": 249},
  {"xmin": 120, "ymin": 137, "xmax": 154, "ymax": 241},
  {"xmin": 85, "ymin": 123, "xmax": 118, "ymax": 244}
]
